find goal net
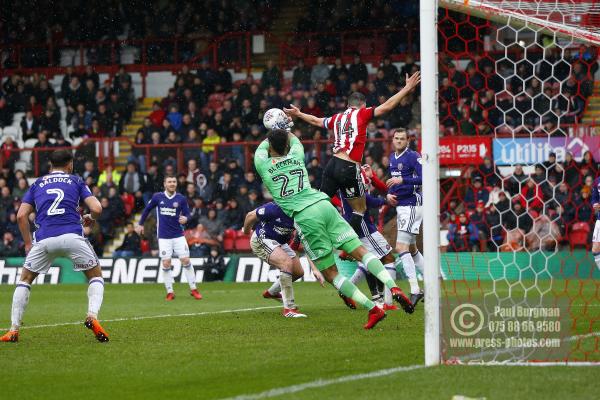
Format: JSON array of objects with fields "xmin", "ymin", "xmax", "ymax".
[{"xmin": 422, "ymin": 0, "xmax": 600, "ymax": 364}]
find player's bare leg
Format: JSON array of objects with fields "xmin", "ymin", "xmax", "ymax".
[
  {"xmin": 349, "ymin": 246, "xmax": 414, "ymax": 314},
  {"xmin": 320, "ymin": 263, "xmax": 386, "ymax": 329},
  {"xmin": 162, "ymin": 258, "xmax": 175, "ymax": 300},
  {"xmin": 264, "ymin": 255, "xmax": 305, "ymax": 301},
  {"xmin": 265, "ymin": 247, "xmax": 306, "ymax": 317},
  {"xmin": 83, "ymin": 266, "xmax": 109, "ymax": 342},
  {"xmin": 262, "ymin": 253, "xmax": 294, "ymax": 301},
  {"xmin": 1, "ymin": 267, "xmax": 37, "ymax": 343},
  {"xmin": 181, "ymin": 256, "xmax": 202, "ymax": 300}
]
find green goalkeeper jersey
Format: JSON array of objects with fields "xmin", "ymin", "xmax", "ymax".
[{"xmin": 254, "ymin": 134, "xmax": 329, "ymax": 217}]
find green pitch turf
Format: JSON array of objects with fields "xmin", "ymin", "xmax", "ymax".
[{"xmin": 0, "ymin": 282, "xmax": 598, "ymax": 400}]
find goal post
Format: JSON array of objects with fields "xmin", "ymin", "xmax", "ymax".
[
  {"xmin": 420, "ymin": 0, "xmax": 600, "ymax": 365},
  {"xmin": 420, "ymin": 0, "xmax": 442, "ymax": 367}
]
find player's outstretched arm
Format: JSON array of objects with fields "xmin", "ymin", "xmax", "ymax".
[
  {"xmin": 16, "ymin": 203, "xmax": 34, "ymax": 253},
  {"xmin": 374, "ymin": 71, "xmax": 421, "ymax": 117},
  {"xmin": 283, "ymin": 104, "xmax": 325, "ymax": 128},
  {"xmin": 243, "ymin": 210, "xmax": 258, "ymax": 235}
]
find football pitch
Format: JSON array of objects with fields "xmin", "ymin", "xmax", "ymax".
[{"xmin": 0, "ymin": 281, "xmax": 598, "ymax": 400}]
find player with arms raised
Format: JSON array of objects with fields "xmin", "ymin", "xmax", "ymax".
[
  {"xmin": 1, "ymin": 150, "xmax": 108, "ymax": 342},
  {"xmin": 255, "ymin": 125, "xmax": 414, "ymax": 330},
  {"xmin": 243, "ymin": 202, "xmax": 324, "ymax": 318},
  {"xmin": 136, "ymin": 175, "xmax": 202, "ymax": 301},
  {"xmin": 284, "ymin": 71, "xmax": 420, "ymax": 236},
  {"xmin": 386, "ymin": 129, "xmax": 425, "ymax": 306}
]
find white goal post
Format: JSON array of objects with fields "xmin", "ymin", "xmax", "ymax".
[{"xmin": 420, "ymin": 0, "xmax": 442, "ymax": 367}]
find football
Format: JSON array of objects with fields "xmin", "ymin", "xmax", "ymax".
[{"xmin": 263, "ymin": 108, "xmax": 293, "ymax": 131}]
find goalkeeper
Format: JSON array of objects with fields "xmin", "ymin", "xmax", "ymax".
[{"xmin": 254, "ymin": 128, "xmax": 414, "ymax": 329}]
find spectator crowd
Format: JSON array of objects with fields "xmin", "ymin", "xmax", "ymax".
[
  {"xmin": 0, "ymin": 10, "xmax": 598, "ymax": 259},
  {"xmin": 443, "ymin": 151, "xmax": 599, "ymax": 252},
  {"xmin": 1, "ymin": 0, "xmax": 279, "ymax": 68}
]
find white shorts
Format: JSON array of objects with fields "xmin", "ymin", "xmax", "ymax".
[
  {"xmin": 250, "ymin": 232, "xmax": 295, "ymax": 264},
  {"xmin": 593, "ymin": 221, "xmax": 600, "ymax": 243},
  {"xmin": 396, "ymin": 205, "xmax": 423, "ymax": 236},
  {"xmin": 158, "ymin": 236, "xmax": 190, "ymax": 260},
  {"xmin": 360, "ymin": 231, "xmax": 392, "ymax": 258},
  {"xmin": 24, "ymin": 233, "xmax": 99, "ymax": 274}
]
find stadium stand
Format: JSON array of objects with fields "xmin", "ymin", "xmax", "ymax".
[{"xmin": 0, "ymin": 2, "xmax": 598, "ymax": 257}]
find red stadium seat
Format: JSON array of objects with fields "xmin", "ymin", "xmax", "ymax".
[
  {"xmin": 140, "ymin": 239, "xmax": 150, "ymax": 254},
  {"xmin": 223, "ymin": 229, "xmax": 236, "ymax": 251},
  {"xmin": 208, "ymin": 93, "xmax": 225, "ymax": 103},
  {"xmin": 569, "ymin": 222, "xmax": 590, "ymax": 249},
  {"xmin": 234, "ymin": 231, "xmax": 252, "ymax": 252},
  {"xmin": 121, "ymin": 193, "xmax": 135, "ymax": 217}
]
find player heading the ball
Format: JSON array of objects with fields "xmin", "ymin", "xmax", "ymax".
[{"xmin": 283, "ymin": 71, "xmax": 420, "ymax": 237}]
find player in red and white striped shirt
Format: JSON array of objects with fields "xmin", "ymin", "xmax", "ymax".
[{"xmin": 284, "ymin": 71, "xmax": 420, "ymax": 234}]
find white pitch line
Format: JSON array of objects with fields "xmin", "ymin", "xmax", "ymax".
[
  {"xmin": 220, "ymin": 331, "xmax": 600, "ymax": 400},
  {"xmin": 0, "ymin": 305, "xmax": 282, "ymax": 331},
  {"xmin": 218, "ymin": 364, "xmax": 429, "ymax": 400}
]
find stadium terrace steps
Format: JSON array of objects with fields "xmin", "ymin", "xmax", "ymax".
[
  {"xmin": 102, "ymin": 211, "xmax": 143, "ymax": 257},
  {"xmin": 253, "ymin": 0, "xmax": 310, "ymax": 68},
  {"xmin": 115, "ymin": 98, "xmax": 160, "ymax": 169},
  {"xmin": 581, "ymin": 83, "xmax": 600, "ymax": 124}
]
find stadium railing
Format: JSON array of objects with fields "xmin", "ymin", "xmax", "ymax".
[{"xmin": 0, "ymin": 137, "xmax": 398, "ymax": 176}]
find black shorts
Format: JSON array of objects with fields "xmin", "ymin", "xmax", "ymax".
[{"xmin": 320, "ymin": 156, "xmax": 366, "ymax": 200}]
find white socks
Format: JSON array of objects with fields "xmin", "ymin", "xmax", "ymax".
[
  {"xmin": 594, "ymin": 252, "xmax": 600, "ymax": 271},
  {"xmin": 350, "ymin": 266, "xmax": 367, "ymax": 285},
  {"xmin": 87, "ymin": 277, "xmax": 104, "ymax": 319},
  {"xmin": 267, "ymin": 279, "xmax": 281, "ymax": 295},
  {"xmin": 182, "ymin": 264, "xmax": 197, "ymax": 290},
  {"xmin": 11, "ymin": 278, "xmax": 104, "ymax": 331},
  {"xmin": 163, "ymin": 268, "xmax": 174, "ymax": 294},
  {"xmin": 10, "ymin": 281, "xmax": 31, "ymax": 331},
  {"xmin": 399, "ymin": 252, "xmax": 421, "ymax": 294},
  {"xmin": 383, "ymin": 263, "xmax": 396, "ymax": 306},
  {"xmin": 279, "ymin": 271, "xmax": 296, "ymax": 309},
  {"xmin": 412, "ymin": 250, "xmax": 425, "ymax": 276}
]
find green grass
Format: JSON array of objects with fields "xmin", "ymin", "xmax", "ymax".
[{"xmin": 0, "ymin": 282, "xmax": 598, "ymax": 400}]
